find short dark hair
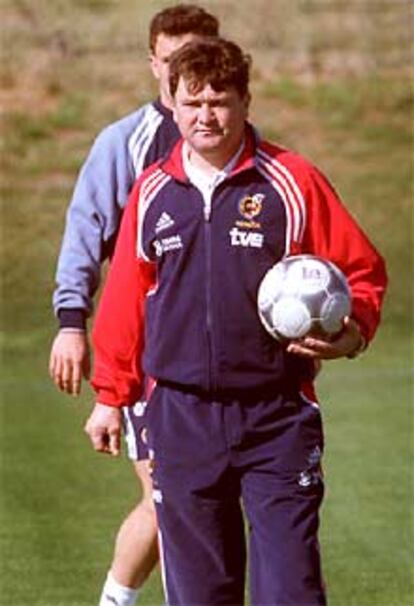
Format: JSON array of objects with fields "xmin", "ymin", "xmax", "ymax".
[
  {"xmin": 169, "ymin": 37, "xmax": 251, "ymax": 98},
  {"xmin": 149, "ymin": 4, "xmax": 219, "ymax": 53}
]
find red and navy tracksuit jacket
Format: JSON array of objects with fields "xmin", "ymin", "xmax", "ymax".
[{"xmin": 91, "ymin": 126, "xmax": 387, "ymax": 407}]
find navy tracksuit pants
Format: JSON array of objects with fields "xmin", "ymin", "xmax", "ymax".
[{"xmin": 146, "ymin": 382, "xmax": 326, "ymax": 605}]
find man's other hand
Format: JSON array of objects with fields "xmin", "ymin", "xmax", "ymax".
[
  {"xmin": 49, "ymin": 330, "xmax": 90, "ymax": 396},
  {"xmin": 84, "ymin": 403, "xmax": 122, "ymax": 456}
]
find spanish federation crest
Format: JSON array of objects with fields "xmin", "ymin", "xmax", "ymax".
[{"xmin": 238, "ymin": 193, "xmax": 264, "ymax": 220}]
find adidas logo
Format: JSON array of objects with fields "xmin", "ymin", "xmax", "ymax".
[{"xmin": 155, "ymin": 212, "xmax": 175, "ymax": 233}]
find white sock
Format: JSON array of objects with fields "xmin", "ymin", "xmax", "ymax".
[{"xmin": 99, "ymin": 571, "xmax": 140, "ymax": 606}]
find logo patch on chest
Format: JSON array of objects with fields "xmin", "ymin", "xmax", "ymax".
[
  {"xmin": 229, "ymin": 227, "xmax": 264, "ymax": 248},
  {"xmin": 239, "ymin": 193, "xmax": 264, "ymax": 220},
  {"xmin": 236, "ymin": 193, "xmax": 265, "ymax": 230},
  {"xmin": 154, "ymin": 234, "xmax": 183, "ymax": 256}
]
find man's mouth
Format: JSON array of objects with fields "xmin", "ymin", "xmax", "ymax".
[{"xmin": 196, "ymin": 128, "xmax": 223, "ymax": 136}]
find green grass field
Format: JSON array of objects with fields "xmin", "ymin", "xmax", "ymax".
[
  {"xmin": 1, "ymin": 1, "xmax": 413, "ymax": 604},
  {"xmin": 1, "ymin": 333, "xmax": 412, "ymax": 605}
]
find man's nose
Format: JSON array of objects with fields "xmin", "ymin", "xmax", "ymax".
[{"xmin": 199, "ymin": 103, "xmax": 214, "ymax": 122}]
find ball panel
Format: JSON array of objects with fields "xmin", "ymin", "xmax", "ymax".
[
  {"xmin": 319, "ymin": 292, "xmax": 351, "ymax": 334},
  {"xmin": 271, "ymin": 297, "xmax": 312, "ymax": 339}
]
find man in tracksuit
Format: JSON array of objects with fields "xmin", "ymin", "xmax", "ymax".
[
  {"xmin": 88, "ymin": 38, "xmax": 388, "ymax": 604},
  {"xmin": 48, "ymin": 6, "xmax": 220, "ymax": 605}
]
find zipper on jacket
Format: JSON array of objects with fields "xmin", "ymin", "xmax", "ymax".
[{"xmin": 204, "ymin": 190, "xmax": 216, "ymax": 392}]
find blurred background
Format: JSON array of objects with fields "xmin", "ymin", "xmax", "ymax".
[{"xmin": 1, "ymin": 1, "xmax": 413, "ymax": 604}]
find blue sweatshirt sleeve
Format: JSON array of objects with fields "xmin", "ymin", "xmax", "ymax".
[
  {"xmin": 52, "ymin": 102, "xmax": 176, "ymax": 328},
  {"xmin": 52, "ymin": 120, "xmax": 136, "ymax": 326}
]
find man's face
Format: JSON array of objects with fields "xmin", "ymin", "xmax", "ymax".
[
  {"xmin": 173, "ymin": 78, "xmax": 250, "ymax": 168},
  {"xmin": 150, "ymin": 33, "xmax": 200, "ymax": 108}
]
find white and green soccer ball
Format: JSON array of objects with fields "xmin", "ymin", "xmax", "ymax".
[{"xmin": 257, "ymin": 254, "xmax": 351, "ymax": 341}]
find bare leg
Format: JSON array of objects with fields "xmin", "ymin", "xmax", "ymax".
[{"xmin": 110, "ymin": 460, "xmax": 159, "ymax": 588}]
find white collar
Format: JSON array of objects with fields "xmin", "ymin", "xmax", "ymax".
[{"xmin": 182, "ymin": 140, "xmax": 245, "ymax": 192}]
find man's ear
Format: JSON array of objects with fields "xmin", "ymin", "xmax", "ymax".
[{"xmin": 149, "ymin": 53, "xmax": 160, "ymax": 80}]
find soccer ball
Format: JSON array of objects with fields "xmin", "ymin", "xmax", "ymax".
[{"xmin": 257, "ymin": 254, "xmax": 351, "ymax": 341}]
